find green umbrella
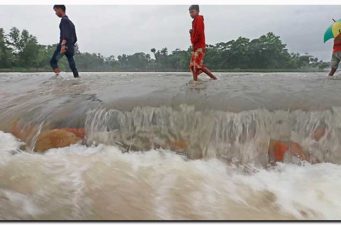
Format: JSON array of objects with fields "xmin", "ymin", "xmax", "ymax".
[{"xmin": 324, "ymin": 19, "xmax": 341, "ymax": 43}]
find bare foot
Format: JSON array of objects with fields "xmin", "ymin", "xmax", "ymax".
[
  {"xmin": 53, "ymin": 68, "xmax": 61, "ymax": 76},
  {"xmin": 329, "ymin": 68, "xmax": 337, "ymax": 76}
]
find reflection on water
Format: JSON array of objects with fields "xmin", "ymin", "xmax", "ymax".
[{"xmin": 0, "ymin": 72, "xmax": 341, "ymax": 220}]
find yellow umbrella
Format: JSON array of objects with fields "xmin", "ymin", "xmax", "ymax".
[{"xmin": 324, "ymin": 19, "xmax": 341, "ymax": 43}]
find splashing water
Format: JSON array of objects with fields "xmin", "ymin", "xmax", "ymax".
[
  {"xmin": 0, "ymin": 131, "xmax": 341, "ymax": 220},
  {"xmin": 85, "ymin": 105, "xmax": 341, "ymax": 165},
  {"xmin": 1, "ymin": 72, "xmax": 341, "ymax": 220}
]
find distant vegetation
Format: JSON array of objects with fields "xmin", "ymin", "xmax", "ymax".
[{"xmin": 0, "ymin": 27, "xmax": 329, "ymax": 72}]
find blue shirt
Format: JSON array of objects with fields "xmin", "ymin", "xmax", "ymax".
[{"xmin": 59, "ymin": 15, "xmax": 77, "ymax": 45}]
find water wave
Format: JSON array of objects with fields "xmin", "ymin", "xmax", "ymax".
[
  {"xmin": 85, "ymin": 105, "xmax": 341, "ymax": 165},
  {"xmin": 0, "ymin": 131, "xmax": 340, "ymax": 220}
]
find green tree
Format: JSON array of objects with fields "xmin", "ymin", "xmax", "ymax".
[
  {"xmin": 0, "ymin": 28, "xmax": 12, "ymax": 68},
  {"xmin": 18, "ymin": 30, "xmax": 40, "ymax": 67},
  {"xmin": 6, "ymin": 27, "xmax": 41, "ymax": 68},
  {"xmin": 0, "ymin": 28, "xmax": 328, "ymax": 72}
]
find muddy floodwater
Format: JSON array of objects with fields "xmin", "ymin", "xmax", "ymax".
[{"xmin": 0, "ymin": 72, "xmax": 341, "ymax": 220}]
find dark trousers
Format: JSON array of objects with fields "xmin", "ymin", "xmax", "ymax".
[{"xmin": 50, "ymin": 44, "xmax": 79, "ymax": 78}]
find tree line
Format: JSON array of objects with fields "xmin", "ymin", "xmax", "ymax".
[{"xmin": 0, "ymin": 27, "xmax": 329, "ymax": 72}]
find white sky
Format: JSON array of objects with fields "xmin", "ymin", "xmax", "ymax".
[{"xmin": 0, "ymin": 5, "xmax": 340, "ymax": 60}]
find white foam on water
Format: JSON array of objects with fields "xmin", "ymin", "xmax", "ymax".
[
  {"xmin": 0, "ymin": 131, "xmax": 22, "ymax": 152},
  {"xmin": 0, "ymin": 131, "xmax": 340, "ymax": 220}
]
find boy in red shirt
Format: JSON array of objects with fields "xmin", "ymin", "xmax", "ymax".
[
  {"xmin": 329, "ymin": 33, "xmax": 341, "ymax": 76},
  {"xmin": 189, "ymin": 5, "xmax": 217, "ymax": 81}
]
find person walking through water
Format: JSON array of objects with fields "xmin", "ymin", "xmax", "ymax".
[
  {"xmin": 50, "ymin": 5, "xmax": 79, "ymax": 78},
  {"xmin": 189, "ymin": 5, "xmax": 217, "ymax": 81},
  {"xmin": 329, "ymin": 33, "xmax": 341, "ymax": 76}
]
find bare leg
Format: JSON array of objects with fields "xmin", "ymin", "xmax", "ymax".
[
  {"xmin": 192, "ymin": 71, "xmax": 198, "ymax": 81},
  {"xmin": 202, "ymin": 66, "xmax": 217, "ymax": 80},
  {"xmin": 329, "ymin": 67, "xmax": 337, "ymax": 76},
  {"xmin": 191, "ymin": 66, "xmax": 198, "ymax": 81}
]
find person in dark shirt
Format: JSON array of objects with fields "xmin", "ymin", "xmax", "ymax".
[{"xmin": 50, "ymin": 5, "xmax": 79, "ymax": 78}]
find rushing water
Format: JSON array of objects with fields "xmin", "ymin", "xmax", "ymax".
[{"xmin": 1, "ymin": 72, "xmax": 341, "ymax": 220}]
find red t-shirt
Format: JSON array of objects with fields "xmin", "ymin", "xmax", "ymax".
[
  {"xmin": 333, "ymin": 34, "xmax": 341, "ymax": 53},
  {"xmin": 191, "ymin": 15, "xmax": 206, "ymax": 51}
]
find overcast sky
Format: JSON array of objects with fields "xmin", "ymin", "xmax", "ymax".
[{"xmin": 0, "ymin": 5, "xmax": 340, "ymax": 60}]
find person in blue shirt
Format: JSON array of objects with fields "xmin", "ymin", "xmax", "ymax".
[{"xmin": 50, "ymin": 5, "xmax": 79, "ymax": 78}]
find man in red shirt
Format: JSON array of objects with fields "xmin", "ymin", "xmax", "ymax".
[
  {"xmin": 329, "ymin": 33, "xmax": 341, "ymax": 76},
  {"xmin": 189, "ymin": 5, "xmax": 217, "ymax": 81}
]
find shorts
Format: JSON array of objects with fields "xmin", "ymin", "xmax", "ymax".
[
  {"xmin": 331, "ymin": 51, "xmax": 341, "ymax": 69},
  {"xmin": 190, "ymin": 48, "xmax": 205, "ymax": 73}
]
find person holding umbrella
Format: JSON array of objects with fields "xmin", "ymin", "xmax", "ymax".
[{"xmin": 324, "ymin": 19, "xmax": 341, "ymax": 76}]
